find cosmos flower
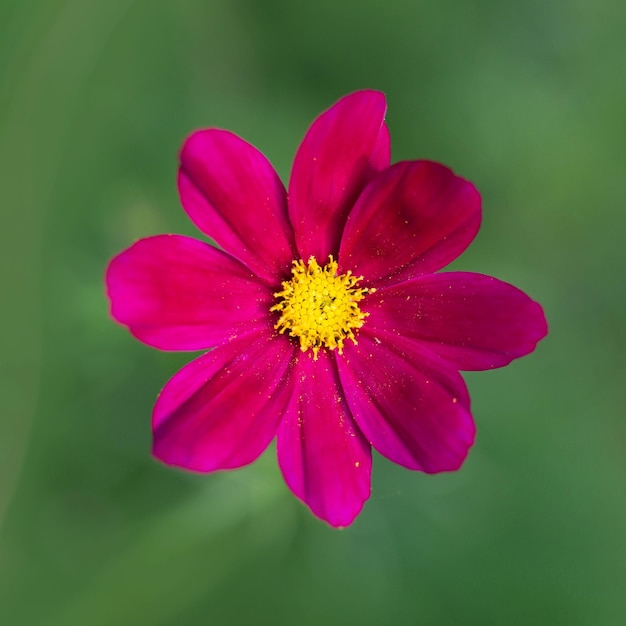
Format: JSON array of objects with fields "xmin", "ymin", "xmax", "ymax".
[{"xmin": 106, "ymin": 90, "xmax": 547, "ymax": 527}]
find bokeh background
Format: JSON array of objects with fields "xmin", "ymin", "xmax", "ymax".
[{"xmin": 2, "ymin": 0, "xmax": 625, "ymax": 624}]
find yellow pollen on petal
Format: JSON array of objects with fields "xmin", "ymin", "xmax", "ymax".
[{"xmin": 270, "ymin": 256, "xmax": 375, "ymax": 360}]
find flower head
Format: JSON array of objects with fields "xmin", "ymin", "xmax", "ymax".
[{"xmin": 106, "ymin": 90, "xmax": 547, "ymax": 527}]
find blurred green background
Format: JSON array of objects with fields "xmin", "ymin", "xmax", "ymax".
[{"xmin": 1, "ymin": 0, "xmax": 625, "ymax": 624}]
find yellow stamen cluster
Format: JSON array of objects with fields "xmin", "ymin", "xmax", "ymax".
[{"xmin": 271, "ymin": 256, "xmax": 374, "ymax": 360}]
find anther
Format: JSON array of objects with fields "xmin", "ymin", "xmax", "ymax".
[{"xmin": 270, "ymin": 256, "xmax": 374, "ymax": 359}]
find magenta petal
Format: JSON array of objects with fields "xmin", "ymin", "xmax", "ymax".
[
  {"xmin": 339, "ymin": 332, "xmax": 475, "ymax": 473},
  {"xmin": 288, "ymin": 90, "xmax": 390, "ymax": 261},
  {"xmin": 277, "ymin": 351, "xmax": 372, "ymax": 527},
  {"xmin": 179, "ymin": 129, "xmax": 296, "ymax": 283},
  {"xmin": 106, "ymin": 235, "xmax": 273, "ymax": 351},
  {"xmin": 367, "ymin": 272, "xmax": 548, "ymax": 370},
  {"xmin": 339, "ymin": 161, "xmax": 481, "ymax": 286},
  {"xmin": 153, "ymin": 330, "xmax": 295, "ymax": 472}
]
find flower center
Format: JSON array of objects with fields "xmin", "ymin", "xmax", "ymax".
[{"xmin": 271, "ymin": 256, "xmax": 374, "ymax": 360}]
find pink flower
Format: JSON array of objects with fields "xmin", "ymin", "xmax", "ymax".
[{"xmin": 106, "ymin": 90, "xmax": 547, "ymax": 527}]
